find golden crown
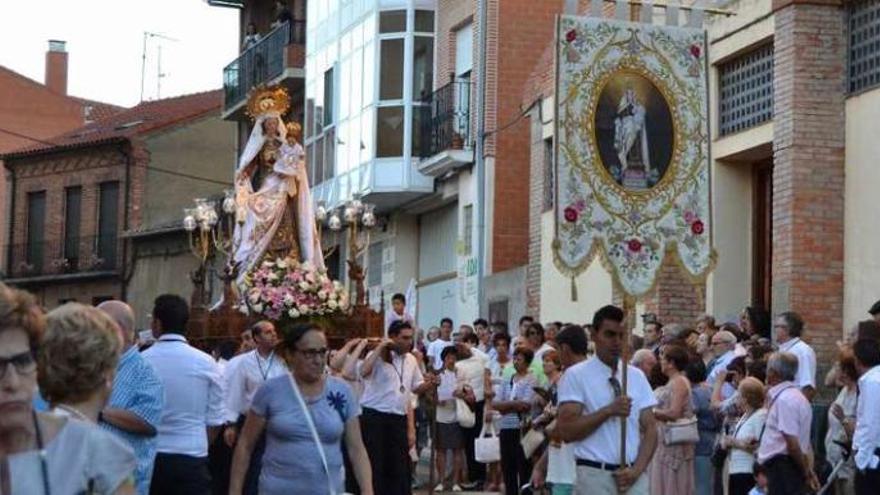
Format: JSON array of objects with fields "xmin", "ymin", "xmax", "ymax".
[{"xmin": 246, "ymin": 85, "xmax": 291, "ymax": 120}]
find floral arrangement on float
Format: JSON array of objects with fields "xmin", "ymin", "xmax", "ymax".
[{"xmin": 240, "ymin": 257, "xmax": 350, "ymax": 321}]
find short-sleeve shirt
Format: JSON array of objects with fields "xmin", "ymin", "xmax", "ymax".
[
  {"xmin": 557, "ymin": 357, "xmax": 657, "ymax": 465},
  {"xmin": 497, "ymin": 372, "xmax": 538, "ymax": 430},
  {"xmin": 10, "ymin": 417, "xmax": 136, "ymax": 495},
  {"xmin": 730, "ymin": 409, "xmax": 767, "ymax": 474},
  {"xmin": 778, "ymin": 339, "xmax": 817, "ymax": 390},
  {"xmin": 360, "ymin": 351, "xmax": 424, "ymax": 415},
  {"xmin": 456, "ymin": 351, "xmax": 490, "ymax": 402},
  {"xmin": 757, "ymin": 381, "xmax": 812, "ymax": 464},
  {"xmin": 436, "ymin": 369, "xmax": 458, "ymax": 424},
  {"xmin": 251, "ymin": 375, "xmax": 360, "ymax": 494}
]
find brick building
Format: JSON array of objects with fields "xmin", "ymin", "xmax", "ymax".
[
  {"xmin": 521, "ymin": 0, "xmax": 880, "ymax": 374},
  {"xmin": 0, "ymin": 40, "xmax": 123, "ymax": 271},
  {"xmin": 1, "ymin": 90, "xmax": 235, "ymax": 327}
]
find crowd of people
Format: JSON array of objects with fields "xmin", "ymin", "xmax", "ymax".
[{"xmin": 2, "ymin": 279, "xmax": 880, "ymax": 495}]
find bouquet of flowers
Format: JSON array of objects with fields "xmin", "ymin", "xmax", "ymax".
[{"xmin": 241, "ymin": 257, "xmax": 350, "ymax": 321}]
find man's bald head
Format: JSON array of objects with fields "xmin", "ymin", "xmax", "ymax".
[{"xmin": 97, "ymin": 300, "xmax": 136, "ymax": 348}]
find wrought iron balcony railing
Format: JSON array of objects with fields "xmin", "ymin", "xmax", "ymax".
[
  {"xmin": 418, "ymin": 78, "xmax": 474, "ymax": 158},
  {"xmin": 3, "ymin": 235, "xmax": 122, "ymax": 279},
  {"xmin": 222, "ymin": 20, "xmax": 306, "ymax": 111}
]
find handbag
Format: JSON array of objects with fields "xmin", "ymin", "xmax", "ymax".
[
  {"xmin": 475, "ymin": 421, "xmax": 501, "ymax": 463},
  {"xmin": 663, "ymin": 417, "xmax": 700, "ymax": 446},
  {"xmin": 457, "ymin": 398, "xmax": 476, "ymax": 428},
  {"xmin": 520, "ymin": 427, "xmax": 546, "ymax": 458}
]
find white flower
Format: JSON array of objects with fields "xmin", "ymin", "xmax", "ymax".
[
  {"xmin": 333, "ymin": 281, "xmax": 343, "ymax": 290},
  {"xmin": 283, "ymin": 293, "xmax": 294, "ymax": 305},
  {"xmin": 238, "ymin": 304, "xmax": 249, "ymax": 315},
  {"xmin": 275, "ymin": 257, "xmax": 284, "ymax": 266},
  {"xmin": 287, "ymin": 308, "xmax": 300, "ymax": 318},
  {"xmin": 328, "ymin": 291, "xmax": 338, "ymax": 301},
  {"xmin": 267, "ymin": 272, "xmax": 279, "ymax": 281},
  {"xmin": 262, "ymin": 260, "xmax": 274, "ymax": 268},
  {"xmin": 318, "ymin": 290, "xmax": 328, "ymax": 301},
  {"xmin": 298, "ymin": 281, "xmax": 310, "ymax": 291},
  {"xmin": 276, "ymin": 259, "xmax": 288, "ymax": 269},
  {"xmin": 301, "ymin": 261, "xmax": 314, "ymax": 271},
  {"xmin": 327, "ymin": 299, "xmax": 338, "ymax": 310},
  {"xmin": 252, "ymin": 303, "xmax": 263, "ymax": 313},
  {"xmin": 248, "ymin": 289, "xmax": 261, "ymax": 304}
]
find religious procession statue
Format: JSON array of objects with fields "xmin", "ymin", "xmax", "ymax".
[{"xmin": 232, "ymin": 85, "xmax": 325, "ymax": 290}]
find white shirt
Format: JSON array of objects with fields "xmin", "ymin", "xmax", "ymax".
[
  {"xmin": 384, "ymin": 310, "xmax": 415, "ymax": 336},
  {"xmin": 778, "ymin": 338, "xmax": 817, "ymax": 390},
  {"xmin": 707, "ymin": 350, "xmax": 737, "ymax": 400},
  {"xmin": 729, "ymin": 409, "xmax": 767, "ymax": 474},
  {"xmin": 854, "ymin": 365, "xmax": 880, "ymax": 470},
  {"xmin": 360, "ymin": 351, "xmax": 424, "ymax": 416},
  {"xmin": 141, "ymin": 334, "xmax": 225, "ymax": 458},
  {"xmin": 427, "ymin": 339, "xmax": 454, "ymax": 370},
  {"xmin": 456, "ymin": 350, "xmax": 490, "ymax": 402},
  {"xmin": 224, "ymin": 350, "xmax": 288, "ymax": 422},
  {"xmin": 557, "ymin": 357, "xmax": 657, "ymax": 464},
  {"xmin": 436, "ymin": 369, "xmax": 458, "ymax": 424},
  {"xmin": 547, "ymin": 442, "xmax": 576, "ymax": 484}
]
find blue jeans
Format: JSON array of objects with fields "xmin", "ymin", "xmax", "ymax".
[{"xmin": 695, "ymin": 455, "xmax": 713, "ymax": 495}]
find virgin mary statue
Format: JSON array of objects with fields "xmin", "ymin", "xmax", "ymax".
[{"xmin": 232, "ymin": 86, "xmax": 324, "ymax": 287}]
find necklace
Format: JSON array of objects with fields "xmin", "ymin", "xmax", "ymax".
[
  {"xmin": 54, "ymin": 404, "xmax": 90, "ymax": 422},
  {"xmin": 391, "ymin": 354, "xmax": 406, "ymax": 394},
  {"xmin": 256, "ymin": 350, "xmax": 275, "ymax": 381}
]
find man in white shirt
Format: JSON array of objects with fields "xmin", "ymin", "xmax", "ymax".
[
  {"xmin": 557, "ymin": 305, "xmax": 658, "ymax": 495},
  {"xmin": 426, "ymin": 317, "xmax": 455, "ymax": 371},
  {"xmin": 142, "ymin": 294, "xmax": 225, "ymax": 495},
  {"xmin": 222, "ymin": 321, "xmax": 287, "ymax": 494},
  {"xmin": 706, "ymin": 330, "xmax": 738, "ymax": 400},
  {"xmin": 518, "ymin": 315, "xmax": 535, "ymax": 337},
  {"xmin": 853, "ymin": 338, "xmax": 880, "ymax": 494},
  {"xmin": 360, "ymin": 320, "xmax": 438, "ymax": 495},
  {"xmin": 774, "ymin": 312, "xmax": 817, "ymax": 401},
  {"xmin": 456, "ymin": 333, "xmax": 492, "ymax": 488},
  {"xmin": 385, "ymin": 293, "xmax": 415, "ymax": 335}
]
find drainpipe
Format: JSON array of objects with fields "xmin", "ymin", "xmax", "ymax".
[
  {"xmin": 475, "ymin": 0, "xmax": 489, "ymax": 317},
  {"xmin": 119, "ymin": 143, "xmax": 132, "ymax": 301},
  {"xmin": 5, "ymin": 169, "xmax": 15, "ymax": 275}
]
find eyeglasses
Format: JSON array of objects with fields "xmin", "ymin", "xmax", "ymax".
[
  {"xmin": 295, "ymin": 347, "xmax": 328, "ymax": 360},
  {"xmin": 0, "ymin": 351, "xmax": 36, "ymax": 380}
]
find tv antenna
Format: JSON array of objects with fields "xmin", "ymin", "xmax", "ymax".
[{"xmin": 140, "ymin": 31, "xmax": 179, "ymax": 102}]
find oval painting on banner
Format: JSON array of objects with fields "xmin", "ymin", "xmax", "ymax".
[{"xmin": 594, "ymin": 71, "xmax": 674, "ymax": 191}]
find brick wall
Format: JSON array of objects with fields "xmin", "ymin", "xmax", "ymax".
[
  {"xmin": 526, "ymin": 106, "xmax": 545, "ymax": 316},
  {"xmin": 771, "ymin": 1, "xmax": 846, "ymax": 369}
]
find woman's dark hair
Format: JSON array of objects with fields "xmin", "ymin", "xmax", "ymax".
[
  {"xmin": 152, "ymin": 294, "xmax": 189, "ymax": 334},
  {"xmin": 440, "ymin": 345, "xmax": 458, "ymax": 362},
  {"xmin": 519, "ymin": 315, "xmax": 535, "ymax": 327},
  {"xmin": 747, "ymin": 343, "xmax": 774, "ymax": 362},
  {"xmin": 492, "ymin": 331, "xmax": 511, "ymax": 347},
  {"xmin": 440, "ymin": 317, "xmax": 453, "ymax": 327},
  {"xmin": 685, "ymin": 359, "xmax": 707, "ymax": 384},
  {"xmin": 726, "ymin": 356, "xmax": 747, "ymax": 376},
  {"xmin": 854, "ymin": 338, "xmax": 880, "ymax": 368},
  {"xmin": 280, "ymin": 323, "xmax": 322, "ymax": 352},
  {"xmin": 473, "ymin": 318, "xmax": 489, "ymax": 328},
  {"xmin": 556, "ymin": 324, "xmax": 589, "ymax": 355},
  {"xmin": 513, "ymin": 346, "xmax": 534, "ymax": 365},
  {"xmin": 662, "ymin": 344, "xmax": 689, "ymax": 371},
  {"xmin": 216, "ymin": 340, "xmax": 237, "ymax": 361},
  {"xmin": 592, "ymin": 305, "xmax": 624, "ymax": 331},
  {"xmin": 744, "ymin": 306, "xmax": 771, "ymax": 340},
  {"xmin": 527, "ymin": 322, "xmax": 545, "ymax": 343},
  {"xmin": 746, "ymin": 359, "xmax": 767, "ymax": 382}
]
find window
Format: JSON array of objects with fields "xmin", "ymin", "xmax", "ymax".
[
  {"xmin": 849, "ymin": 0, "xmax": 880, "ymax": 93},
  {"xmin": 368, "ymin": 241, "xmax": 384, "ymax": 287},
  {"xmin": 718, "ymin": 43, "xmax": 774, "ymax": 136},
  {"xmin": 463, "ymin": 204, "xmax": 474, "ymax": 255},
  {"xmin": 415, "ymin": 10, "xmax": 434, "ymax": 33},
  {"xmin": 64, "ymin": 186, "xmax": 82, "ymax": 267},
  {"xmin": 413, "ymin": 36, "xmax": 434, "ymax": 101},
  {"xmin": 26, "ymin": 191, "xmax": 46, "ymax": 270},
  {"xmin": 455, "ymin": 23, "xmax": 474, "ymax": 76},
  {"xmin": 323, "ymin": 68, "xmax": 335, "ymax": 127},
  {"xmin": 543, "ymin": 138, "xmax": 554, "ymax": 212},
  {"xmin": 97, "ymin": 181, "xmax": 120, "ymax": 269},
  {"xmin": 379, "ymin": 10, "xmax": 406, "ymax": 33},
  {"xmin": 380, "ymin": 39, "xmax": 405, "ymax": 100},
  {"xmin": 377, "ymin": 106, "xmax": 404, "ymax": 157}
]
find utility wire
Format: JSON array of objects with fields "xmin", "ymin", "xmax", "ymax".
[{"xmin": 0, "ymin": 126, "xmax": 233, "ymax": 186}]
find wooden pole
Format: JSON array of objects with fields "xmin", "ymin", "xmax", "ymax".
[{"xmin": 620, "ymin": 295, "xmax": 635, "ymax": 468}]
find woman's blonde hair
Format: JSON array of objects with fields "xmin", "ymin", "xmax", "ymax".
[
  {"xmin": 0, "ymin": 283, "xmax": 45, "ymax": 352},
  {"xmin": 738, "ymin": 377, "xmax": 766, "ymax": 410},
  {"xmin": 38, "ymin": 303, "xmax": 121, "ymax": 404}
]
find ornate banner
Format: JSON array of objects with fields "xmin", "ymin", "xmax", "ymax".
[{"xmin": 553, "ymin": 15, "xmax": 714, "ymax": 298}]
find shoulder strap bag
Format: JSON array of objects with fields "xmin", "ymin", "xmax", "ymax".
[{"xmin": 288, "ymin": 373, "xmax": 338, "ymax": 495}]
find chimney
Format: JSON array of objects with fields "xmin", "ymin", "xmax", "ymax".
[{"xmin": 45, "ymin": 40, "xmax": 68, "ymax": 95}]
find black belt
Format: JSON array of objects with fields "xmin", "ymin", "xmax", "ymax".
[{"xmin": 576, "ymin": 458, "xmax": 632, "ymax": 471}]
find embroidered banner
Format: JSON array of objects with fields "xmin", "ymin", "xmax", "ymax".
[{"xmin": 553, "ymin": 15, "xmax": 714, "ymax": 297}]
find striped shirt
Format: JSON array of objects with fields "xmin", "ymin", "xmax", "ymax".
[{"xmin": 101, "ymin": 346, "xmax": 165, "ymax": 495}]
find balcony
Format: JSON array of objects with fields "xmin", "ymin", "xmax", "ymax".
[
  {"xmin": 222, "ymin": 20, "xmax": 306, "ymax": 119},
  {"xmin": 417, "ymin": 78, "xmax": 475, "ymax": 177},
  {"xmin": 2, "ymin": 236, "xmax": 123, "ymax": 283}
]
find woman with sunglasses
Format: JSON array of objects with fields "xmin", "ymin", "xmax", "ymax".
[
  {"xmin": 0, "ymin": 283, "xmax": 135, "ymax": 494},
  {"xmin": 229, "ymin": 323, "xmax": 373, "ymax": 494}
]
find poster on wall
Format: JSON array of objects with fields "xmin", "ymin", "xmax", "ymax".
[{"xmin": 553, "ymin": 14, "xmax": 715, "ymax": 298}]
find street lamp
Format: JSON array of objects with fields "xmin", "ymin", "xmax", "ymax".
[
  {"xmin": 315, "ymin": 195, "xmax": 378, "ymax": 306},
  {"xmin": 182, "ymin": 190, "xmax": 237, "ymax": 308}
]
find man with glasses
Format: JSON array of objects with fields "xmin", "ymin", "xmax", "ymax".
[
  {"xmin": 774, "ymin": 312, "xmax": 817, "ymax": 401},
  {"xmin": 557, "ymin": 305, "xmax": 658, "ymax": 495},
  {"xmin": 360, "ymin": 320, "xmax": 438, "ymax": 495},
  {"xmin": 222, "ymin": 321, "xmax": 287, "ymax": 494},
  {"xmin": 706, "ymin": 330, "xmax": 738, "ymax": 401}
]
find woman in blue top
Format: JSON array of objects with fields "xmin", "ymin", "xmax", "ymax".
[{"xmin": 229, "ymin": 323, "xmax": 373, "ymax": 495}]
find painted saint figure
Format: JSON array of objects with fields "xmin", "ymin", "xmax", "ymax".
[
  {"xmin": 613, "ymin": 87, "xmax": 652, "ymax": 178},
  {"xmin": 232, "ymin": 86, "xmax": 324, "ymax": 287}
]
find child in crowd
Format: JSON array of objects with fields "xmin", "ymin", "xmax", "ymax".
[
  {"xmin": 435, "ymin": 346, "xmax": 466, "ymax": 492},
  {"xmin": 747, "ymin": 463, "xmax": 768, "ymax": 495}
]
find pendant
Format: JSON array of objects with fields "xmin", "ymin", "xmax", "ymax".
[{"xmin": 399, "ymin": 385, "xmax": 406, "ymax": 393}]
